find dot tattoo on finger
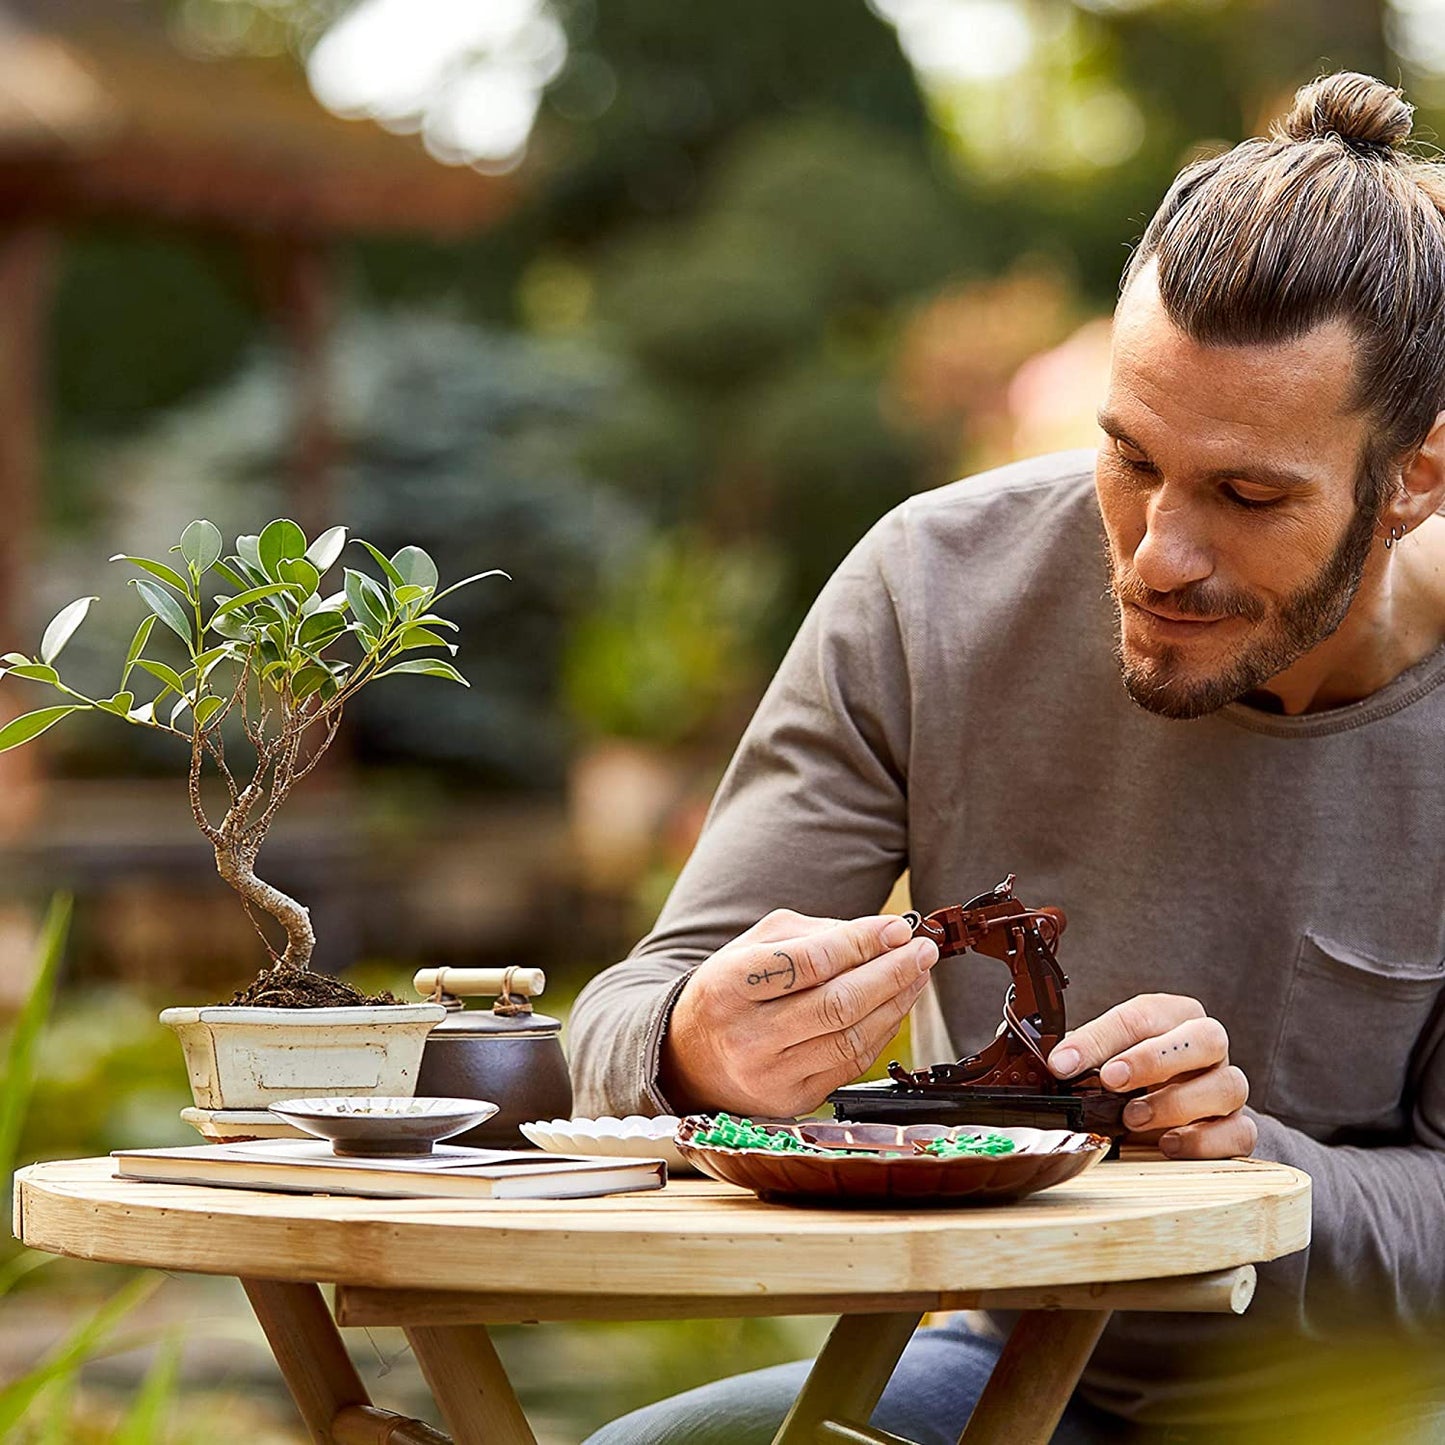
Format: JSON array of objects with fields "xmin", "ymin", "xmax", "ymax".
[{"xmin": 747, "ymin": 950, "xmax": 797, "ymax": 989}]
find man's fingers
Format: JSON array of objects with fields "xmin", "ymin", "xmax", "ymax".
[
  {"xmin": 1121, "ymin": 1064, "xmax": 1249, "ymax": 1133},
  {"xmin": 786, "ymin": 971, "xmax": 932, "ymax": 1103},
  {"xmin": 1158, "ymin": 1111, "xmax": 1258, "ymax": 1160},
  {"xmin": 778, "ymin": 937, "xmax": 938, "ymax": 1040},
  {"xmin": 731, "ymin": 908, "xmax": 846, "ymax": 948},
  {"xmin": 1047, "ymin": 993, "xmax": 1207, "ymax": 1078},
  {"xmin": 1096, "ymin": 1016, "xmax": 1230, "ymax": 1091},
  {"xmin": 730, "ymin": 914, "xmax": 917, "ymax": 1000}
]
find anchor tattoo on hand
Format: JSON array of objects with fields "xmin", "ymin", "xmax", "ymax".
[{"xmin": 747, "ymin": 950, "xmax": 797, "ymax": 990}]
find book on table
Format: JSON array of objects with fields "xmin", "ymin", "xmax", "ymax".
[{"xmin": 111, "ymin": 1139, "xmax": 666, "ymax": 1200}]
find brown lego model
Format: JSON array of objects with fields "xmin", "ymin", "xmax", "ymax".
[{"xmin": 828, "ymin": 876, "xmax": 1142, "ymax": 1139}]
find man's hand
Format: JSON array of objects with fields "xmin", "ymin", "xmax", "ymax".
[
  {"xmin": 1047, "ymin": 993, "xmax": 1255, "ymax": 1158},
  {"xmin": 659, "ymin": 910, "xmax": 940, "ymax": 1118}
]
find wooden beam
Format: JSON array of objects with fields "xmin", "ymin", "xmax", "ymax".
[
  {"xmin": 334, "ymin": 1267, "xmax": 1257, "ymax": 1327},
  {"xmin": 332, "ymin": 1405, "xmax": 451, "ymax": 1445},
  {"xmin": 242, "ymin": 1278, "xmax": 370, "ymax": 1445},
  {"xmin": 404, "ymin": 1324, "xmax": 537, "ymax": 1445},
  {"xmin": 245, "ymin": 234, "xmax": 337, "ymax": 539},
  {"xmin": 958, "ymin": 1309, "xmax": 1112, "ymax": 1445},
  {"xmin": 0, "ymin": 224, "xmax": 56, "ymax": 838},
  {"xmin": 771, "ymin": 1311, "xmax": 922, "ymax": 1445},
  {"xmin": 277, "ymin": 237, "xmax": 336, "ymax": 540}
]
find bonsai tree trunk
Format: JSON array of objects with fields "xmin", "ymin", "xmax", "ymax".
[{"xmin": 214, "ymin": 839, "xmax": 314, "ymax": 970}]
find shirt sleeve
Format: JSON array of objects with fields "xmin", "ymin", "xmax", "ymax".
[
  {"xmin": 568, "ymin": 510, "xmax": 916, "ymax": 1118},
  {"xmin": 1245, "ymin": 995, "xmax": 1445, "ymax": 1335}
]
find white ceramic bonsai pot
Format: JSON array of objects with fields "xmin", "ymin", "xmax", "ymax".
[{"xmin": 159, "ymin": 1004, "xmax": 448, "ymax": 1112}]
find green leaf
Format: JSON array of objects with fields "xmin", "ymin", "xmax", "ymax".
[
  {"xmin": 209, "ymin": 582, "xmax": 297, "ymax": 624},
  {"xmin": 344, "ymin": 568, "xmax": 389, "ymax": 632},
  {"xmin": 210, "ymin": 559, "xmax": 252, "ymax": 593},
  {"xmin": 4, "ymin": 663, "xmax": 59, "ymax": 685},
  {"xmin": 127, "ymin": 701, "xmax": 155, "ymax": 725},
  {"xmin": 315, "ymin": 591, "xmax": 349, "ymax": 613},
  {"xmin": 39, "ymin": 597, "xmax": 99, "ymax": 665},
  {"xmin": 397, "ymin": 626, "xmax": 457, "ymax": 654},
  {"xmin": 298, "ymin": 611, "xmax": 347, "ymax": 649},
  {"xmin": 304, "ymin": 525, "xmax": 348, "ymax": 573},
  {"xmin": 208, "ymin": 609, "xmax": 251, "ymax": 641},
  {"xmin": 0, "ymin": 706, "xmax": 86, "ymax": 751},
  {"xmin": 291, "ymin": 664, "xmax": 331, "ymax": 701},
  {"xmin": 394, "ymin": 584, "xmax": 430, "ymax": 607},
  {"xmin": 279, "ymin": 557, "xmax": 321, "ymax": 596},
  {"xmin": 0, "ymin": 895, "xmax": 69, "ymax": 1185},
  {"xmin": 120, "ymin": 615, "xmax": 157, "ymax": 690},
  {"xmin": 94, "ymin": 692, "xmax": 135, "ymax": 718},
  {"xmin": 410, "ymin": 614, "xmax": 459, "ymax": 630},
  {"xmin": 193, "ymin": 643, "xmax": 241, "ymax": 672},
  {"xmin": 235, "ymin": 535, "xmax": 262, "ymax": 570},
  {"xmin": 109, "ymin": 555, "xmax": 193, "ymax": 598},
  {"xmin": 136, "ymin": 659, "xmax": 188, "ymax": 696},
  {"xmin": 258, "ymin": 519, "xmax": 307, "ymax": 578},
  {"xmin": 194, "ymin": 695, "xmax": 225, "ymax": 729},
  {"xmin": 391, "ymin": 545, "xmax": 439, "ymax": 591},
  {"xmin": 179, "ymin": 520, "xmax": 223, "ymax": 573},
  {"xmin": 1, "ymin": 652, "xmax": 28, "ymax": 665},
  {"xmin": 378, "ymin": 658, "xmax": 470, "ymax": 686},
  {"xmin": 432, "ymin": 568, "xmax": 509, "ymax": 605},
  {"xmin": 354, "ymin": 539, "xmax": 405, "ymax": 588},
  {"xmin": 133, "ymin": 579, "xmax": 194, "ymax": 649}
]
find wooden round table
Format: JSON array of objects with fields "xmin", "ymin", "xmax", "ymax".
[{"xmin": 16, "ymin": 1154, "xmax": 1310, "ymax": 1445}]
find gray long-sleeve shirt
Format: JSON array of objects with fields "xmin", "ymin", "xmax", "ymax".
[{"xmin": 569, "ymin": 451, "xmax": 1445, "ymax": 1425}]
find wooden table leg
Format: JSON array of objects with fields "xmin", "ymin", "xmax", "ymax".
[
  {"xmin": 957, "ymin": 1309, "xmax": 1112, "ymax": 1445},
  {"xmin": 771, "ymin": 1311, "xmax": 924, "ymax": 1445},
  {"xmin": 242, "ymin": 1278, "xmax": 456, "ymax": 1445},
  {"xmin": 242, "ymin": 1279, "xmax": 372, "ymax": 1444},
  {"xmin": 405, "ymin": 1323, "xmax": 537, "ymax": 1445}
]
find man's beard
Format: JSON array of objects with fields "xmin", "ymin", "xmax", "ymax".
[{"xmin": 1107, "ymin": 502, "xmax": 1379, "ymax": 720}]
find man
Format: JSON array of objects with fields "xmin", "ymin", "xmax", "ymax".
[{"xmin": 571, "ymin": 71, "xmax": 1445, "ymax": 1442}]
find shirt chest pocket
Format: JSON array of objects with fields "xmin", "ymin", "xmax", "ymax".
[{"xmin": 1259, "ymin": 932, "xmax": 1445, "ymax": 1129}]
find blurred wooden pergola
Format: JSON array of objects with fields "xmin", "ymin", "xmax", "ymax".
[{"xmin": 0, "ymin": 0, "xmax": 516, "ymax": 822}]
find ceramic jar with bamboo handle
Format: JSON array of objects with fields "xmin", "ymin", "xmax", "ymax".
[{"xmin": 413, "ymin": 965, "xmax": 573, "ymax": 1145}]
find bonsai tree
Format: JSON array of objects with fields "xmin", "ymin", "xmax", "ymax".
[{"xmin": 0, "ymin": 520, "xmax": 503, "ymax": 1006}]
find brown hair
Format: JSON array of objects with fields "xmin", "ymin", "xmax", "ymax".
[{"xmin": 1123, "ymin": 72, "xmax": 1445, "ymax": 507}]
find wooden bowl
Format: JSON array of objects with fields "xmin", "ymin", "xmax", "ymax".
[{"xmin": 674, "ymin": 1118, "xmax": 1109, "ymax": 1205}]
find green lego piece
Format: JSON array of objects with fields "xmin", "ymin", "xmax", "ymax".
[{"xmin": 922, "ymin": 1133, "xmax": 1019, "ymax": 1158}]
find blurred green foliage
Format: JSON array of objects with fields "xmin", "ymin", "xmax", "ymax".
[{"xmin": 562, "ymin": 531, "xmax": 781, "ymax": 746}]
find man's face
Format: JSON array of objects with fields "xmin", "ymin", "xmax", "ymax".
[{"xmin": 1095, "ymin": 268, "xmax": 1382, "ymax": 719}]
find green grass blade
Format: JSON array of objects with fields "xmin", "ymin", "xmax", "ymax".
[
  {"xmin": 0, "ymin": 1248, "xmax": 56, "ymax": 1300},
  {"xmin": 0, "ymin": 1271, "xmax": 161, "ymax": 1435},
  {"xmin": 0, "ymin": 894, "xmax": 71, "ymax": 1187},
  {"xmin": 35, "ymin": 1371, "xmax": 74, "ymax": 1445},
  {"xmin": 113, "ymin": 1332, "xmax": 182, "ymax": 1445}
]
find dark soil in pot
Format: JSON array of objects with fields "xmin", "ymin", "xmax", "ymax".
[{"xmin": 227, "ymin": 963, "xmax": 400, "ymax": 1008}]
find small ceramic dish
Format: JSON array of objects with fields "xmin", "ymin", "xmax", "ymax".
[
  {"xmin": 519, "ymin": 1116, "xmax": 693, "ymax": 1173},
  {"xmin": 674, "ymin": 1118, "xmax": 1109, "ymax": 1205},
  {"xmin": 267, "ymin": 1096, "xmax": 498, "ymax": 1157}
]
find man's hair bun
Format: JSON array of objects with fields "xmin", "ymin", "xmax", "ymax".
[{"xmin": 1277, "ymin": 71, "xmax": 1413, "ymax": 152}]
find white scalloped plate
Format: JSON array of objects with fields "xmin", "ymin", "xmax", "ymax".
[{"xmin": 519, "ymin": 1115, "xmax": 693, "ymax": 1173}]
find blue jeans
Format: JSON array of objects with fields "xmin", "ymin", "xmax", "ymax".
[{"xmin": 582, "ymin": 1317, "xmax": 1135, "ymax": 1445}]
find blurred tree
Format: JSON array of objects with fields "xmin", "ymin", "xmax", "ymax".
[{"xmin": 50, "ymin": 316, "xmax": 639, "ymax": 790}]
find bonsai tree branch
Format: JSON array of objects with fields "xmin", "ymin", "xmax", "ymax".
[{"xmin": 187, "ymin": 724, "xmax": 222, "ymax": 846}]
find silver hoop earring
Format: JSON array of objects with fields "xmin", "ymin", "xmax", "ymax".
[{"xmin": 1385, "ymin": 523, "xmax": 1405, "ymax": 550}]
